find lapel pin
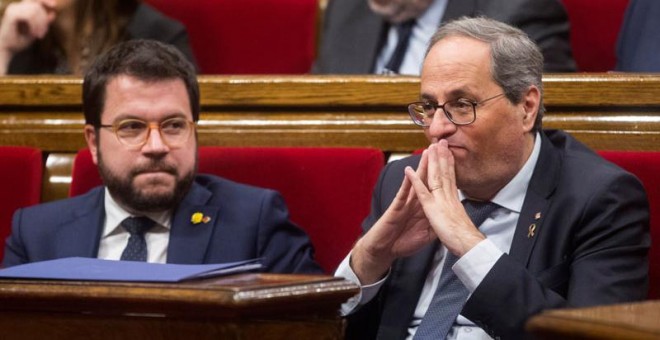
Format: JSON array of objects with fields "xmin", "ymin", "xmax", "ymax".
[
  {"xmin": 535, "ymin": 212, "xmax": 541, "ymax": 220},
  {"xmin": 528, "ymin": 223, "xmax": 536, "ymax": 238},
  {"xmin": 191, "ymin": 212, "xmax": 211, "ymax": 224}
]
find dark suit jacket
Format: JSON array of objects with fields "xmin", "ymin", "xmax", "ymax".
[
  {"xmin": 7, "ymin": 3, "xmax": 197, "ymax": 74},
  {"xmin": 3, "ymin": 174, "xmax": 323, "ymax": 274},
  {"xmin": 347, "ymin": 130, "xmax": 650, "ymax": 340},
  {"xmin": 615, "ymin": 0, "xmax": 660, "ymax": 72},
  {"xmin": 314, "ymin": 0, "xmax": 576, "ymax": 74}
]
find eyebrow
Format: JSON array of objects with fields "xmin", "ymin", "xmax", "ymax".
[{"xmin": 420, "ymin": 87, "xmax": 475, "ymax": 102}]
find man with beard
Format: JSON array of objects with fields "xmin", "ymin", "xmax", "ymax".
[
  {"xmin": 313, "ymin": 0, "xmax": 576, "ymax": 75},
  {"xmin": 2, "ymin": 39, "xmax": 323, "ymax": 275},
  {"xmin": 336, "ymin": 17, "xmax": 648, "ymax": 339}
]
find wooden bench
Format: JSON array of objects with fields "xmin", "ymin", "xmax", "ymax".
[
  {"xmin": 1, "ymin": 74, "xmax": 659, "ymax": 296},
  {"xmin": 0, "ymin": 74, "xmax": 659, "ymax": 201}
]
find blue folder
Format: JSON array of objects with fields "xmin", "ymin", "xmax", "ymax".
[{"xmin": 0, "ymin": 257, "xmax": 262, "ymax": 282}]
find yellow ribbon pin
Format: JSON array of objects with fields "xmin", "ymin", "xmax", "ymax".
[
  {"xmin": 528, "ymin": 224, "xmax": 536, "ymax": 238},
  {"xmin": 191, "ymin": 212, "xmax": 211, "ymax": 224}
]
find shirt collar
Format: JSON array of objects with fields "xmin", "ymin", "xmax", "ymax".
[
  {"xmin": 102, "ymin": 188, "xmax": 172, "ymax": 237},
  {"xmin": 459, "ymin": 132, "xmax": 542, "ymax": 213}
]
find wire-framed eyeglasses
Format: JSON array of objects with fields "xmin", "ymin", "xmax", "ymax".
[
  {"xmin": 99, "ymin": 117, "xmax": 195, "ymax": 148},
  {"xmin": 407, "ymin": 93, "xmax": 506, "ymax": 127}
]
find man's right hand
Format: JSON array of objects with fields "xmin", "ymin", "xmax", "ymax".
[
  {"xmin": 350, "ymin": 150, "xmax": 437, "ymax": 284},
  {"xmin": 0, "ymin": 0, "xmax": 56, "ymax": 74}
]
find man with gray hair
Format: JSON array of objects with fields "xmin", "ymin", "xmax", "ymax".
[
  {"xmin": 314, "ymin": 0, "xmax": 576, "ymax": 75},
  {"xmin": 336, "ymin": 17, "xmax": 649, "ymax": 339}
]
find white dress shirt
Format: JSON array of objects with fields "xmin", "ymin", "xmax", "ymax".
[
  {"xmin": 336, "ymin": 133, "xmax": 542, "ymax": 339},
  {"xmin": 374, "ymin": 0, "xmax": 448, "ymax": 75},
  {"xmin": 96, "ymin": 189, "xmax": 172, "ymax": 263}
]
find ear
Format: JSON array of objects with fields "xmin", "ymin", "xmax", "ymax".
[
  {"xmin": 520, "ymin": 85, "xmax": 540, "ymax": 132},
  {"xmin": 83, "ymin": 125, "xmax": 99, "ymax": 165}
]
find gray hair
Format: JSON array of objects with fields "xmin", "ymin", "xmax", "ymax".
[{"xmin": 427, "ymin": 16, "xmax": 545, "ymax": 131}]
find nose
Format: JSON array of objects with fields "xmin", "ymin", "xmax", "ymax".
[
  {"xmin": 142, "ymin": 124, "xmax": 169, "ymax": 153},
  {"xmin": 426, "ymin": 109, "xmax": 457, "ymax": 140}
]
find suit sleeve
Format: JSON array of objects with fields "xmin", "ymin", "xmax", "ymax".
[
  {"xmin": 255, "ymin": 190, "xmax": 324, "ymax": 274},
  {"xmin": 462, "ymin": 171, "xmax": 650, "ymax": 340}
]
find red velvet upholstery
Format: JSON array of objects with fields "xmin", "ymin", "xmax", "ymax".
[
  {"xmin": 0, "ymin": 147, "xmax": 42, "ymax": 263},
  {"xmin": 69, "ymin": 147, "xmax": 385, "ymax": 273},
  {"xmin": 599, "ymin": 151, "xmax": 660, "ymax": 299},
  {"xmin": 560, "ymin": 0, "xmax": 630, "ymax": 72},
  {"xmin": 144, "ymin": 0, "xmax": 319, "ymax": 74}
]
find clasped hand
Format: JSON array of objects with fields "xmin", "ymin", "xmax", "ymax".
[{"xmin": 352, "ymin": 140, "xmax": 485, "ymax": 284}]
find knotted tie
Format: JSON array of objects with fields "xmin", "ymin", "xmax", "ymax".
[
  {"xmin": 120, "ymin": 216, "xmax": 155, "ymax": 262},
  {"xmin": 384, "ymin": 19, "xmax": 416, "ymax": 74},
  {"xmin": 413, "ymin": 200, "xmax": 500, "ymax": 339}
]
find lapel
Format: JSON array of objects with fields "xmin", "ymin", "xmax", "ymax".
[
  {"xmin": 442, "ymin": 0, "xmax": 479, "ymax": 23},
  {"xmin": 508, "ymin": 132, "xmax": 561, "ymax": 264},
  {"xmin": 166, "ymin": 182, "xmax": 220, "ymax": 264},
  {"xmin": 55, "ymin": 188, "xmax": 105, "ymax": 258},
  {"xmin": 377, "ymin": 242, "xmax": 438, "ymax": 340}
]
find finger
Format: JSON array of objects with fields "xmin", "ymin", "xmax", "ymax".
[
  {"xmin": 437, "ymin": 139, "xmax": 458, "ymax": 197},
  {"xmin": 405, "ymin": 166, "xmax": 433, "ymax": 204},
  {"xmin": 416, "ymin": 148, "xmax": 429, "ymax": 187},
  {"xmin": 426, "ymin": 143, "xmax": 442, "ymax": 194},
  {"xmin": 389, "ymin": 166, "xmax": 413, "ymax": 210}
]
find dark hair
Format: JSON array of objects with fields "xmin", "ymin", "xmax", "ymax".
[
  {"xmin": 82, "ymin": 39, "xmax": 200, "ymax": 127},
  {"xmin": 428, "ymin": 17, "xmax": 545, "ymax": 132}
]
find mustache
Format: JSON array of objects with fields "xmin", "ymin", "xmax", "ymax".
[{"xmin": 129, "ymin": 161, "xmax": 178, "ymax": 176}]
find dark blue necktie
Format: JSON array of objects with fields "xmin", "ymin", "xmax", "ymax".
[
  {"xmin": 413, "ymin": 200, "xmax": 500, "ymax": 339},
  {"xmin": 384, "ymin": 19, "xmax": 416, "ymax": 74},
  {"xmin": 120, "ymin": 216, "xmax": 155, "ymax": 262}
]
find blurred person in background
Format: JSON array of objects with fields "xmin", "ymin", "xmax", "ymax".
[{"xmin": 0, "ymin": 0, "xmax": 196, "ymax": 75}]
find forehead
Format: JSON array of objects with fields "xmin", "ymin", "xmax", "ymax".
[
  {"xmin": 420, "ymin": 36, "xmax": 496, "ymax": 99},
  {"xmin": 102, "ymin": 75, "xmax": 192, "ymax": 121}
]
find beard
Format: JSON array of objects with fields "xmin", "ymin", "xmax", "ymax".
[{"xmin": 97, "ymin": 150, "xmax": 196, "ymax": 213}]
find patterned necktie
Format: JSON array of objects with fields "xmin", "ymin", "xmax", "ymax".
[
  {"xmin": 413, "ymin": 200, "xmax": 500, "ymax": 339},
  {"xmin": 384, "ymin": 19, "xmax": 416, "ymax": 74},
  {"xmin": 120, "ymin": 216, "xmax": 155, "ymax": 262}
]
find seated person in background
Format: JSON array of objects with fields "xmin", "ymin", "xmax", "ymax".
[
  {"xmin": 3, "ymin": 39, "xmax": 322, "ymax": 275},
  {"xmin": 336, "ymin": 16, "xmax": 649, "ymax": 340},
  {"xmin": 0, "ymin": 0, "xmax": 196, "ymax": 75},
  {"xmin": 615, "ymin": 0, "xmax": 660, "ymax": 72},
  {"xmin": 313, "ymin": 0, "xmax": 576, "ymax": 75}
]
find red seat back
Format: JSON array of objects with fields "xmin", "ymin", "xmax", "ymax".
[
  {"xmin": 0, "ymin": 146, "xmax": 42, "ymax": 263},
  {"xmin": 70, "ymin": 147, "xmax": 385, "ymax": 273},
  {"xmin": 599, "ymin": 151, "xmax": 660, "ymax": 299},
  {"xmin": 560, "ymin": 0, "xmax": 630, "ymax": 72},
  {"xmin": 144, "ymin": 0, "xmax": 319, "ymax": 74}
]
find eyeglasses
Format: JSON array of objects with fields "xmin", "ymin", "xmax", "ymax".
[
  {"xmin": 99, "ymin": 117, "xmax": 195, "ymax": 148},
  {"xmin": 407, "ymin": 93, "xmax": 506, "ymax": 127}
]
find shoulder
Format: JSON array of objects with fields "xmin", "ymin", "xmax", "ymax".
[
  {"xmin": 191, "ymin": 174, "xmax": 284, "ymax": 207},
  {"xmin": 13, "ymin": 187, "xmax": 103, "ymax": 225},
  {"xmin": 543, "ymin": 130, "xmax": 646, "ymax": 200}
]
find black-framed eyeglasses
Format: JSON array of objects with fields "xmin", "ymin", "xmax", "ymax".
[
  {"xmin": 99, "ymin": 117, "xmax": 196, "ymax": 148},
  {"xmin": 407, "ymin": 93, "xmax": 506, "ymax": 127}
]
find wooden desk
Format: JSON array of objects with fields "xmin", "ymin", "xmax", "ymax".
[
  {"xmin": 526, "ymin": 300, "xmax": 660, "ymax": 339},
  {"xmin": 0, "ymin": 273, "xmax": 359, "ymax": 339}
]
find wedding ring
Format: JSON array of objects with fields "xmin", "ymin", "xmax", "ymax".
[{"xmin": 429, "ymin": 185, "xmax": 441, "ymax": 191}]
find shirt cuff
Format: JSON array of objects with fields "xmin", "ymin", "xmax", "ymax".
[
  {"xmin": 335, "ymin": 251, "xmax": 390, "ymax": 316},
  {"xmin": 453, "ymin": 239, "xmax": 503, "ymax": 293}
]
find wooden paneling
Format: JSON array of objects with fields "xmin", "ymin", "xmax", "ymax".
[
  {"xmin": 0, "ymin": 273, "xmax": 358, "ymax": 340},
  {"xmin": 1, "ymin": 74, "xmax": 659, "ymax": 201}
]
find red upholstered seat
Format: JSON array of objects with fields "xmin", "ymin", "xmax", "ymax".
[
  {"xmin": 70, "ymin": 147, "xmax": 384, "ymax": 273},
  {"xmin": 560, "ymin": 0, "xmax": 630, "ymax": 72},
  {"xmin": 599, "ymin": 151, "xmax": 660, "ymax": 299},
  {"xmin": 144, "ymin": 0, "xmax": 319, "ymax": 74},
  {"xmin": 0, "ymin": 146, "xmax": 42, "ymax": 263}
]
